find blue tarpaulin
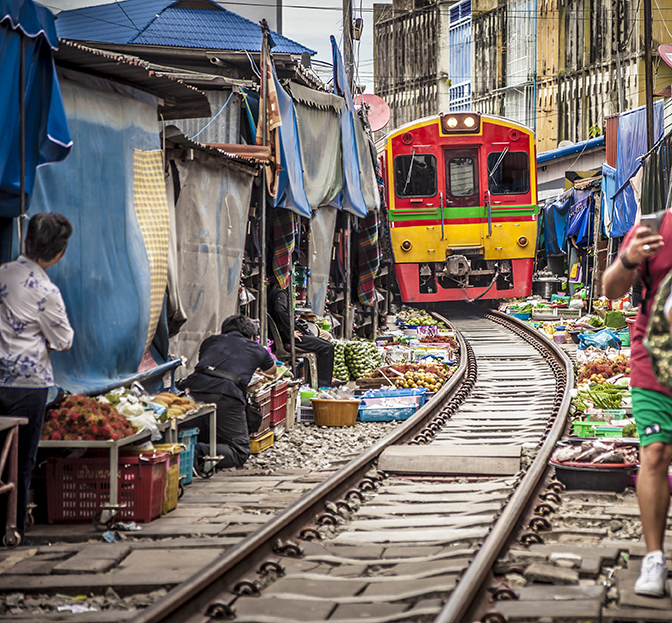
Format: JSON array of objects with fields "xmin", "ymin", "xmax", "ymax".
[
  {"xmin": 331, "ymin": 36, "xmax": 368, "ymax": 218},
  {"xmin": 566, "ymin": 195, "xmax": 592, "ymax": 248},
  {"xmin": 271, "ymin": 62, "xmax": 312, "ymax": 218},
  {"xmin": 611, "ymin": 102, "xmax": 663, "ymax": 236},
  {"xmin": 601, "ymin": 164, "xmax": 617, "ymax": 236},
  {"xmin": 542, "ymin": 193, "xmax": 572, "ymax": 255},
  {"xmin": 0, "ymin": 0, "xmax": 72, "ymax": 218},
  {"xmin": 29, "ymin": 76, "xmax": 168, "ymax": 395}
]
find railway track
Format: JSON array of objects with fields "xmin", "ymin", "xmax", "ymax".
[
  {"xmin": 5, "ymin": 311, "xmax": 660, "ymax": 622},
  {"xmin": 128, "ymin": 310, "xmax": 573, "ymax": 623}
]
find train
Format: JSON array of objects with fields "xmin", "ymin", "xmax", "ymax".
[{"xmin": 379, "ymin": 111, "xmax": 538, "ymax": 303}]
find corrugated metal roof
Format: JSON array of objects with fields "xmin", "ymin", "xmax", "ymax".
[
  {"xmin": 55, "ymin": 0, "xmax": 314, "ymax": 55},
  {"xmin": 54, "ymin": 40, "xmax": 211, "ymax": 120},
  {"xmin": 54, "ymin": 0, "xmax": 172, "ymax": 45}
]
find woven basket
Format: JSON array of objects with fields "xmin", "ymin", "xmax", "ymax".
[{"xmin": 311, "ymin": 399, "xmax": 360, "ymax": 427}]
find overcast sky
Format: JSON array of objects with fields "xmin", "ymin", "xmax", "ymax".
[{"xmin": 39, "ymin": 0, "xmax": 376, "ymax": 92}]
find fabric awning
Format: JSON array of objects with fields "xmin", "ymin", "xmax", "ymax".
[{"xmin": 0, "ymin": 0, "xmax": 72, "ymax": 217}]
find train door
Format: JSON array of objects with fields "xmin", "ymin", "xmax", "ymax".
[{"xmin": 443, "ymin": 149, "xmax": 481, "ymax": 247}]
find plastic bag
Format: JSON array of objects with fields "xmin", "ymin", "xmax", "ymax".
[
  {"xmin": 127, "ymin": 411, "xmax": 162, "ymax": 441},
  {"xmin": 577, "ymin": 328, "xmax": 622, "ymax": 351}
]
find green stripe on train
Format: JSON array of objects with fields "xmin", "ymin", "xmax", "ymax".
[{"xmin": 388, "ymin": 205, "xmax": 539, "ymax": 221}]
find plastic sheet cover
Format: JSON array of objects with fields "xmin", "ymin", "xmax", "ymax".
[
  {"xmin": 331, "ymin": 36, "xmax": 369, "ymax": 218},
  {"xmin": 611, "ymin": 166, "xmax": 643, "ymax": 237},
  {"xmin": 168, "ymin": 158, "xmax": 255, "ymax": 376},
  {"xmin": 29, "ymin": 77, "xmax": 163, "ymax": 394},
  {"xmin": 566, "ymin": 195, "xmax": 592, "ymax": 248},
  {"xmin": 542, "ymin": 193, "xmax": 572, "ymax": 256},
  {"xmin": 307, "ymin": 206, "xmax": 338, "ymax": 314},
  {"xmin": 270, "ymin": 63, "xmax": 311, "ymax": 217},
  {"xmin": 288, "ymin": 81, "xmax": 343, "ymax": 210},
  {"xmin": 601, "ymin": 164, "xmax": 617, "ymax": 236},
  {"xmin": 612, "ymin": 101, "xmax": 663, "ymax": 235},
  {"xmin": 0, "ymin": 0, "xmax": 72, "ymax": 217}
]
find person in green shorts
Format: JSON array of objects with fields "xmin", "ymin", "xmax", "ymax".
[{"xmin": 603, "ymin": 210, "xmax": 669, "ymax": 596}]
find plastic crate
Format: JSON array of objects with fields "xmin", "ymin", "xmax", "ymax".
[
  {"xmin": 270, "ymin": 381, "xmax": 288, "ymax": 425},
  {"xmin": 297, "ymin": 405, "xmax": 314, "ymax": 424},
  {"xmin": 584, "ymin": 409, "xmax": 626, "ymax": 421},
  {"xmin": 250, "ymin": 430, "xmax": 274, "ymax": 454},
  {"xmin": 255, "ymin": 386, "xmax": 272, "ymax": 419},
  {"xmin": 153, "ymin": 445, "xmax": 182, "ymax": 514},
  {"xmin": 272, "ymin": 420, "xmax": 285, "ymax": 439},
  {"xmin": 178, "ymin": 427, "xmax": 199, "ymax": 486},
  {"xmin": 250, "ymin": 411, "xmax": 271, "ymax": 439},
  {"xmin": 271, "ymin": 380, "xmax": 288, "ymax": 410},
  {"xmin": 46, "ymin": 452, "xmax": 168, "ymax": 524},
  {"xmin": 286, "ymin": 385, "xmax": 298, "ymax": 430},
  {"xmin": 626, "ymin": 316, "xmax": 637, "ymax": 342}
]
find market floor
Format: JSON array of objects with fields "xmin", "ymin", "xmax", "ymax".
[{"xmin": 0, "ymin": 466, "xmax": 333, "ymax": 595}]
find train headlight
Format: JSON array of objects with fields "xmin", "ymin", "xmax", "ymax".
[
  {"xmin": 517, "ymin": 236, "xmax": 528, "ymax": 247},
  {"xmin": 401, "ymin": 240, "xmax": 412, "ymax": 251},
  {"xmin": 440, "ymin": 112, "xmax": 481, "ymax": 133}
]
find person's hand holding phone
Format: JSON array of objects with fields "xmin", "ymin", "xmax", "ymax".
[{"xmin": 626, "ymin": 213, "xmax": 664, "ymax": 265}]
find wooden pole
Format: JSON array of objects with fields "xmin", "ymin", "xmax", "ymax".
[
  {"xmin": 644, "ymin": 0, "xmax": 655, "ymax": 150},
  {"xmin": 343, "ymin": 0, "xmax": 353, "ymax": 339},
  {"xmin": 259, "ymin": 21, "xmax": 269, "ymax": 346},
  {"xmin": 19, "ymin": 35, "xmax": 26, "ymax": 255}
]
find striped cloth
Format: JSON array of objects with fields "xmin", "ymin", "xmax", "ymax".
[
  {"xmin": 133, "ymin": 149, "xmax": 170, "ymax": 355},
  {"xmin": 272, "ymin": 208, "xmax": 297, "ymax": 289},
  {"xmin": 357, "ymin": 211, "xmax": 381, "ymax": 306}
]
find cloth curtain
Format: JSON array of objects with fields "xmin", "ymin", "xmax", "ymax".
[
  {"xmin": 287, "ymin": 81, "xmax": 343, "ymax": 210},
  {"xmin": 271, "ymin": 208, "xmax": 297, "ymax": 289},
  {"xmin": 357, "ymin": 211, "xmax": 381, "ymax": 306},
  {"xmin": 307, "ymin": 206, "xmax": 338, "ymax": 314},
  {"xmin": 29, "ymin": 76, "xmax": 162, "ymax": 394},
  {"xmin": 331, "ymin": 36, "xmax": 368, "ymax": 218},
  {"xmin": 168, "ymin": 158, "xmax": 255, "ymax": 376}
]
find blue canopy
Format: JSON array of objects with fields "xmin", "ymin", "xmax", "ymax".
[
  {"xmin": 331, "ymin": 36, "xmax": 368, "ymax": 218},
  {"xmin": 0, "ymin": 0, "xmax": 72, "ymax": 218},
  {"xmin": 271, "ymin": 61, "xmax": 312, "ymax": 218},
  {"xmin": 601, "ymin": 164, "xmax": 617, "ymax": 236},
  {"xmin": 611, "ymin": 102, "xmax": 663, "ymax": 236},
  {"xmin": 542, "ymin": 193, "xmax": 572, "ymax": 256}
]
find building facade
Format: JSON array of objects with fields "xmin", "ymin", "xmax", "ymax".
[{"xmin": 374, "ymin": 0, "xmax": 672, "ymax": 151}]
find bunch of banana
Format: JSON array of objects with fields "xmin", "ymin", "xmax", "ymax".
[{"xmin": 152, "ymin": 393, "xmax": 197, "ymax": 418}]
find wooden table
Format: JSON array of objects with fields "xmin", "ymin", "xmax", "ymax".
[
  {"xmin": 0, "ymin": 416, "xmax": 28, "ymax": 546},
  {"xmin": 39, "ymin": 405, "xmax": 216, "ymax": 525}
]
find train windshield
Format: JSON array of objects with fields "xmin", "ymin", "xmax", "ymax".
[
  {"xmin": 487, "ymin": 151, "xmax": 530, "ymax": 195},
  {"xmin": 394, "ymin": 153, "xmax": 437, "ymax": 197}
]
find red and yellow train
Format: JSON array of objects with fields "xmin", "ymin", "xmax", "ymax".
[{"xmin": 380, "ymin": 112, "xmax": 538, "ymax": 302}]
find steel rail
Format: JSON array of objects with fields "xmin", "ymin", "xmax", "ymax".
[
  {"xmin": 435, "ymin": 310, "xmax": 574, "ymax": 623},
  {"xmin": 131, "ymin": 323, "xmax": 469, "ymax": 623}
]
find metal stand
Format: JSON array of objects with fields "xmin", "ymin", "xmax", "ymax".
[{"xmin": 0, "ymin": 417, "xmax": 28, "ymax": 547}]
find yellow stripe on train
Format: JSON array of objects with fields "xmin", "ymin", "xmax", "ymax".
[{"xmin": 390, "ymin": 221, "xmax": 538, "ymax": 263}]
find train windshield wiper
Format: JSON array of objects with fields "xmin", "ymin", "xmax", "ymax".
[
  {"xmin": 402, "ymin": 150, "xmax": 416, "ymax": 194},
  {"xmin": 488, "ymin": 147, "xmax": 509, "ymax": 180}
]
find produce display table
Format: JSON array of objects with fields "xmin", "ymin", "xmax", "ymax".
[
  {"xmin": 0, "ymin": 416, "xmax": 28, "ymax": 546},
  {"xmin": 39, "ymin": 405, "xmax": 215, "ymax": 525}
]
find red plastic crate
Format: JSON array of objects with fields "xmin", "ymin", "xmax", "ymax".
[
  {"xmin": 270, "ymin": 381, "xmax": 288, "ymax": 425},
  {"xmin": 46, "ymin": 452, "xmax": 168, "ymax": 524}
]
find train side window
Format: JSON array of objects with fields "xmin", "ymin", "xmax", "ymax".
[
  {"xmin": 448, "ymin": 157, "xmax": 475, "ymax": 197},
  {"xmin": 487, "ymin": 151, "xmax": 530, "ymax": 195},
  {"xmin": 393, "ymin": 154, "xmax": 437, "ymax": 198}
]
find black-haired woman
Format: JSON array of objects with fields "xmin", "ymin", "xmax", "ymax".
[
  {"xmin": 177, "ymin": 315, "xmax": 276, "ymax": 470},
  {"xmin": 0, "ymin": 213, "xmax": 74, "ymax": 541}
]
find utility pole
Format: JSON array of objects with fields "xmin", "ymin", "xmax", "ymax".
[
  {"xmin": 644, "ymin": 0, "xmax": 655, "ymax": 149},
  {"xmin": 259, "ymin": 20, "xmax": 269, "ymax": 346},
  {"xmin": 343, "ymin": 0, "xmax": 353, "ymax": 338}
]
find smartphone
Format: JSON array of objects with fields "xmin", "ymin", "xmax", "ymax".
[{"xmin": 641, "ymin": 213, "xmax": 661, "ymax": 235}]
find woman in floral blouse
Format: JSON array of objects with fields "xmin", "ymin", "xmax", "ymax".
[{"xmin": 0, "ymin": 213, "xmax": 74, "ymax": 542}]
